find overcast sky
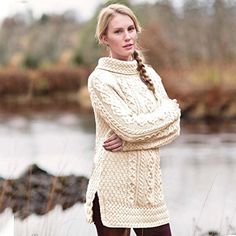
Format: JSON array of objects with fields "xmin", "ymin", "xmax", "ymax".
[{"xmin": 0, "ymin": 0, "xmax": 183, "ymax": 22}]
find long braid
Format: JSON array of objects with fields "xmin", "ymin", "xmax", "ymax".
[{"xmin": 133, "ymin": 50, "xmax": 155, "ymax": 93}]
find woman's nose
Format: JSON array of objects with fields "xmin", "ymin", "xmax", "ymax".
[{"xmin": 124, "ymin": 31, "xmax": 131, "ymax": 40}]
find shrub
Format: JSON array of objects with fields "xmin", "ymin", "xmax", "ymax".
[
  {"xmin": 32, "ymin": 66, "xmax": 89, "ymax": 95},
  {"xmin": 23, "ymin": 54, "xmax": 41, "ymax": 69},
  {"xmin": 0, "ymin": 69, "xmax": 31, "ymax": 95}
]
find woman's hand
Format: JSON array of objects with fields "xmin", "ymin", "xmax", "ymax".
[{"xmin": 103, "ymin": 133, "xmax": 123, "ymax": 152}]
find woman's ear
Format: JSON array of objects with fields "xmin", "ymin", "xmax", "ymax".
[{"xmin": 101, "ymin": 35, "xmax": 109, "ymax": 46}]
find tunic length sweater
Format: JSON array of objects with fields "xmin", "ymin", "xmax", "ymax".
[{"xmin": 85, "ymin": 57, "xmax": 181, "ymax": 228}]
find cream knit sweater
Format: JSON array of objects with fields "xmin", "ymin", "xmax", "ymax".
[{"xmin": 85, "ymin": 57, "xmax": 181, "ymax": 228}]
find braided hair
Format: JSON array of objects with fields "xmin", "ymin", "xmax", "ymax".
[{"xmin": 133, "ymin": 50, "xmax": 155, "ymax": 93}]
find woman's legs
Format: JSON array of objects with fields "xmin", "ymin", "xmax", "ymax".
[
  {"xmin": 92, "ymin": 193, "xmax": 131, "ymax": 236},
  {"xmin": 133, "ymin": 224, "xmax": 172, "ymax": 236}
]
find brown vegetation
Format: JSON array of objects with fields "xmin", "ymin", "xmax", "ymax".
[
  {"xmin": 159, "ymin": 64, "xmax": 236, "ymax": 120},
  {"xmin": 0, "ymin": 164, "xmax": 88, "ymax": 219},
  {"xmin": 0, "ymin": 0, "xmax": 235, "ymax": 120}
]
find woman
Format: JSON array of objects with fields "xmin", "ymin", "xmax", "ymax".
[{"xmin": 85, "ymin": 3, "xmax": 181, "ymax": 236}]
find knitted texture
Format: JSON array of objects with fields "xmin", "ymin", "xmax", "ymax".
[{"xmin": 85, "ymin": 57, "xmax": 181, "ymax": 228}]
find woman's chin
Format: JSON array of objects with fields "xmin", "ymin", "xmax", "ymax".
[{"xmin": 123, "ymin": 50, "xmax": 135, "ymax": 59}]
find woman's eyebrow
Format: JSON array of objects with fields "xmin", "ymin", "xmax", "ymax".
[
  {"xmin": 113, "ymin": 25, "xmax": 134, "ymax": 30},
  {"xmin": 113, "ymin": 27, "xmax": 123, "ymax": 30}
]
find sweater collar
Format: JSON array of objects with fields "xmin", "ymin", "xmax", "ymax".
[{"xmin": 96, "ymin": 57, "xmax": 139, "ymax": 75}]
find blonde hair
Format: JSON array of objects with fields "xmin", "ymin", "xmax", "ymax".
[{"xmin": 96, "ymin": 3, "xmax": 155, "ymax": 93}]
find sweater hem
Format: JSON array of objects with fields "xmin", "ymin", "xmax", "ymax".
[
  {"xmin": 98, "ymin": 197, "xmax": 170, "ymax": 228},
  {"xmin": 101, "ymin": 218, "xmax": 170, "ymax": 228}
]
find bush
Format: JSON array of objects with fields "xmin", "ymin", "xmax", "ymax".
[
  {"xmin": 23, "ymin": 54, "xmax": 41, "ymax": 69},
  {"xmin": 0, "ymin": 69, "xmax": 31, "ymax": 95},
  {"xmin": 32, "ymin": 66, "xmax": 89, "ymax": 95}
]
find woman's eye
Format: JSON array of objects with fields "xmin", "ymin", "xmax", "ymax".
[
  {"xmin": 128, "ymin": 27, "xmax": 135, "ymax": 31},
  {"xmin": 114, "ymin": 30, "xmax": 122, "ymax": 34}
]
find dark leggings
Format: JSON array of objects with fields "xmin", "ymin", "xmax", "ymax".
[{"xmin": 92, "ymin": 193, "xmax": 172, "ymax": 236}]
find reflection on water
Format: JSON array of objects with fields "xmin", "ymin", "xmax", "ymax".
[
  {"xmin": 0, "ymin": 113, "xmax": 95, "ymax": 178},
  {"xmin": 0, "ymin": 113, "xmax": 236, "ymax": 236}
]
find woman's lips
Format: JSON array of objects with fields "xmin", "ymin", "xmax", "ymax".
[{"xmin": 123, "ymin": 44, "xmax": 133, "ymax": 49}]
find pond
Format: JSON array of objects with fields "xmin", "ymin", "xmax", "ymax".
[{"xmin": 0, "ymin": 112, "xmax": 236, "ymax": 236}]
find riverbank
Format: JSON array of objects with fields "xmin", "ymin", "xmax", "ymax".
[
  {"xmin": 0, "ymin": 88, "xmax": 235, "ymax": 120},
  {"xmin": 0, "ymin": 64, "xmax": 235, "ymax": 120},
  {"xmin": 0, "ymin": 164, "xmax": 88, "ymax": 219}
]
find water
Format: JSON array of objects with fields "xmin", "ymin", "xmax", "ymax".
[
  {"xmin": 0, "ymin": 113, "xmax": 95, "ymax": 178},
  {"xmin": 0, "ymin": 113, "xmax": 236, "ymax": 236}
]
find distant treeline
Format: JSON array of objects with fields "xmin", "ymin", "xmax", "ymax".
[
  {"xmin": 0, "ymin": 0, "xmax": 236, "ymax": 69},
  {"xmin": 0, "ymin": 0, "xmax": 236, "ymax": 120}
]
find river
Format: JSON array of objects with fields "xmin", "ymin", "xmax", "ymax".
[{"xmin": 0, "ymin": 112, "xmax": 236, "ymax": 236}]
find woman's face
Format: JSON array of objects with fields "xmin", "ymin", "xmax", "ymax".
[{"xmin": 102, "ymin": 14, "xmax": 137, "ymax": 61}]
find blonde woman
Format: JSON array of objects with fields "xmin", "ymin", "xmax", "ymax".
[{"xmin": 85, "ymin": 3, "xmax": 181, "ymax": 236}]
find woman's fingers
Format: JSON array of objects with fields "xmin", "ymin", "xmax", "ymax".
[
  {"xmin": 103, "ymin": 139, "xmax": 122, "ymax": 149},
  {"xmin": 103, "ymin": 142, "xmax": 122, "ymax": 150},
  {"xmin": 104, "ymin": 133, "xmax": 121, "ymax": 146},
  {"xmin": 103, "ymin": 133, "xmax": 117, "ymax": 143},
  {"xmin": 103, "ymin": 138, "xmax": 121, "ymax": 147},
  {"xmin": 103, "ymin": 133, "xmax": 123, "ymax": 152}
]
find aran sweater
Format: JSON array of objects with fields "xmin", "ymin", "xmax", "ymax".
[{"xmin": 85, "ymin": 57, "xmax": 181, "ymax": 228}]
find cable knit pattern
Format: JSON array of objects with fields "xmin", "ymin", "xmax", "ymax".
[{"xmin": 85, "ymin": 57, "xmax": 181, "ymax": 228}]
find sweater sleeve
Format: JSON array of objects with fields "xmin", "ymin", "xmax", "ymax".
[
  {"xmin": 88, "ymin": 73, "xmax": 181, "ymax": 142},
  {"xmin": 121, "ymin": 67, "xmax": 181, "ymax": 150},
  {"xmin": 122, "ymin": 118, "xmax": 180, "ymax": 151}
]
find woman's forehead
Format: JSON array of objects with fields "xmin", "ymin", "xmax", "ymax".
[{"xmin": 108, "ymin": 14, "xmax": 134, "ymax": 29}]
